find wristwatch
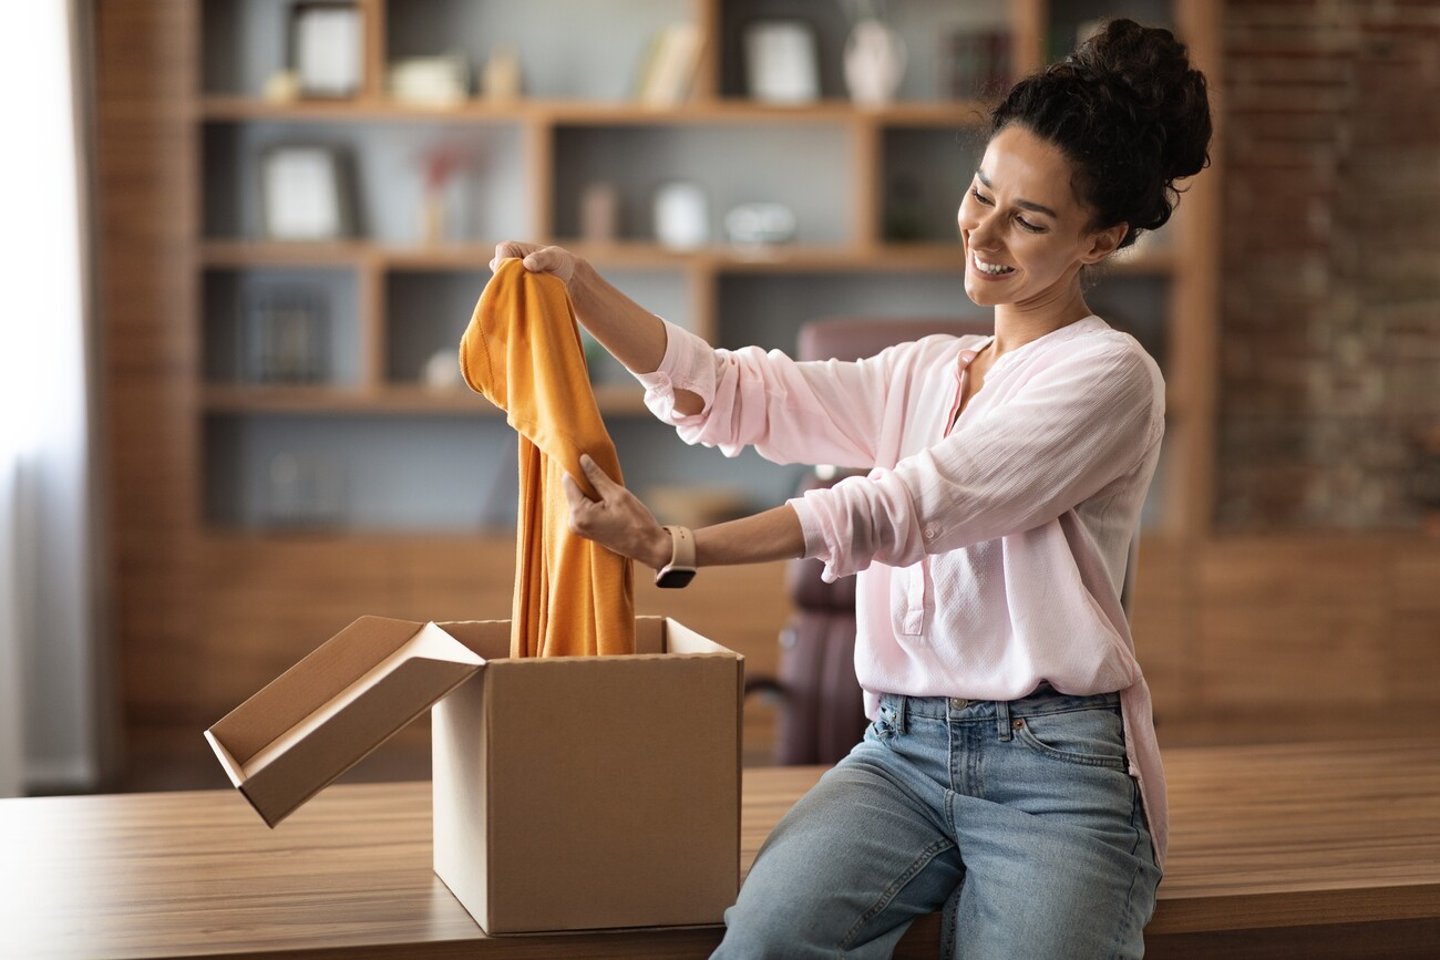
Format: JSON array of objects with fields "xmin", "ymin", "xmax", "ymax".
[{"xmin": 654, "ymin": 525, "xmax": 697, "ymax": 588}]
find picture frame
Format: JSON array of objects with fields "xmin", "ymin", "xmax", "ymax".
[
  {"xmin": 744, "ymin": 19, "xmax": 821, "ymax": 104},
  {"xmin": 259, "ymin": 144, "xmax": 356, "ymax": 241},
  {"xmin": 289, "ymin": 1, "xmax": 363, "ymax": 99}
]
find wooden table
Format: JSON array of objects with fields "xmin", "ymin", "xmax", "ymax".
[{"xmin": 3, "ymin": 739, "xmax": 1439, "ymax": 959}]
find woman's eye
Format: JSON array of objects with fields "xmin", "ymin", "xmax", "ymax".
[
  {"xmin": 970, "ymin": 187, "xmax": 992, "ymax": 205},
  {"xmin": 1017, "ymin": 217, "xmax": 1044, "ymax": 233}
]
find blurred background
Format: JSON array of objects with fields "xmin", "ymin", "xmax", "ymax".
[{"xmin": 2, "ymin": 0, "xmax": 1438, "ymax": 798}]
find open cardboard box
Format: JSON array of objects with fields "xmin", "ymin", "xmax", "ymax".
[{"xmin": 205, "ymin": 615, "xmax": 743, "ymax": 934}]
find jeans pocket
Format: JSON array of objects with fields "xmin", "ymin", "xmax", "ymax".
[{"xmin": 1013, "ymin": 706, "xmax": 1128, "ymax": 770}]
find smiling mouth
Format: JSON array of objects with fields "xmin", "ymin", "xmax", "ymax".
[{"xmin": 971, "ymin": 252, "xmax": 1015, "ymax": 277}]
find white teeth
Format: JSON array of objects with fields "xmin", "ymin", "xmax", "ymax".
[{"xmin": 972, "ymin": 254, "xmax": 1014, "ymax": 276}]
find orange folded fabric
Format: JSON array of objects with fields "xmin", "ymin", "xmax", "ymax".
[{"xmin": 458, "ymin": 258, "xmax": 635, "ymax": 657}]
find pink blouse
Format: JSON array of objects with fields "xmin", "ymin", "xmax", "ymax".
[{"xmin": 633, "ymin": 315, "xmax": 1171, "ymax": 869}]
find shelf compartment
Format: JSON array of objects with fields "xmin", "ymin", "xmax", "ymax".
[
  {"xmin": 381, "ymin": 267, "xmax": 693, "ymax": 390},
  {"xmin": 201, "ymin": 119, "xmax": 530, "ymax": 245},
  {"xmin": 200, "ymin": 406, "xmax": 765, "ymax": 534},
  {"xmin": 551, "ymin": 123, "xmax": 855, "ymax": 247},
  {"xmin": 202, "ymin": 266, "xmax": 363, "ymax": 387},
  {"xmin": 385, "ymin": 0, "xmax": 694, "ymax": 102},
  {"xmin": 719, "ymin": 0, "xmax": 1015, "ymax": 103},
  {"xmin": 881, "ymin": 126, "xmax": 983, "ymax": 244}
]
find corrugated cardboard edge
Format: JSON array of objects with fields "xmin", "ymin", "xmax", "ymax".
[
  {"xmin": 204, "ymin": 617, "xmax": 484, "ymax": 827},
  {"xmin": 658, "ymin": 617, "xmax": 746, "ymax": 905}
]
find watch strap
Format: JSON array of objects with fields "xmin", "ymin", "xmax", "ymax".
[{"xmin": 663, "ymin": 525, "xmax": 696, "ymax": 569}]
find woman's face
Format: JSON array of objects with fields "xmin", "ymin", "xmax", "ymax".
[{"xmin": 957, "ymin": 124, "xmax": 1124, "ymax": 309}]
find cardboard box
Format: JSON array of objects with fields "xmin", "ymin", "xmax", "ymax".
[{"xmin": 205, "ymin": 615, "xmax": 743, "ymax": 935}]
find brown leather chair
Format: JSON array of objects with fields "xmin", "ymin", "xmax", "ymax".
[{"xmin": 748, "ymin": 316, "xmax": 994, "ymax": 766}]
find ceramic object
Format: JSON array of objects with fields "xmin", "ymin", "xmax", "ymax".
[
  {"xmin": 844, "ymin": 19, "xmax": 907, "ymax": 107},
  {"xmin": 653, "ymin": 181, "xmax": 709, "ymax": 250},
  {"xmin": 724, "ymin": 202, "xmax": 797, "ymax": 246},
  {"xmin": 745, "ymin": 20, "xmax": 820, "ymax": 104}
]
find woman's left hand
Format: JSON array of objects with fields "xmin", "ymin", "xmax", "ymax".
[{"xmin": 563, "ymin": 454, "xmax": 671, "ymax": 570}]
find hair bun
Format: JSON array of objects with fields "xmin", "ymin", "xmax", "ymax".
[
  {"xmin": 1070, "ymin": 18, "xmax": 1211, "ymax": 182},
  {"xmin": 988, "ymin": 17, "xmax": 1213, "ymax": 248}
]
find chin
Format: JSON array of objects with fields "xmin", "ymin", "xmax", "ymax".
[{"xmin": 962, "ymin": 280, "xmax": 997, "ymax": 307}]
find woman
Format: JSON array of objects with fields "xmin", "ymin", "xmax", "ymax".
[{"xmin": 494, "ymin": 18, "xmax": 1210, "ymax": 958}]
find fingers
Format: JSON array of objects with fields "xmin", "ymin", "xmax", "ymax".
[
  {"xmin": 562, "ymin": 472, "xmax": 597, "ymax": 541},
  {"xmin": 523, "ymin": 246, "xmax": 576, "ymax": 284},
  {"xmin": 489, "ymin": 241, "xmax": 531, "ymax": 272},
  {"xmin": 489, "ymin": 242, "xmax": 576, "ymax": 284},
  {"xmin": 578, "ymin": 453, "xmax": 615, "ymax": 492}
]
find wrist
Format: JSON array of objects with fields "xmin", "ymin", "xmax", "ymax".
[
  {"xmin": 646, "ymin": 524, "xmax": 672, "ymax": 571},
  {"xmin": 569, "ymin": 256, "xmax": 598, "ymax": 299}
]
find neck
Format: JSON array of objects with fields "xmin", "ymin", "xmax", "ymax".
[{"xmin": 989, "ymin": 281, "xmax": 1094, "ymax": 359}]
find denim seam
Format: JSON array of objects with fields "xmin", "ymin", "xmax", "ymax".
[
  {"xmin": 1108, "ymin": 781, "xmax": 1148, "ymax": 959},
  {"xmin": 838, "ymin": 836, "xmax": 954, "ymax": 954}
]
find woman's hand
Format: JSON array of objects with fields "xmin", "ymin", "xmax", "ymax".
[
  {"xmin": 491, "ymin": 241, "xmax": 579, "ymax": 287},
  {"xmin": 562, "ymin": 454, "xmax": 672, "ymax": 570}
]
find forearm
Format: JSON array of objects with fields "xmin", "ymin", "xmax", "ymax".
[
  {"xmin": 692, "ymin": 504, "xmax": 807, "ymax": 568},
  {"xmin": 639, "ymin": 503, "xmax": 805, "ymax": 570},
  {"xmin": 569, "ymin": 259, "xmax": 705, "ymax": 416},
  {"xmin": 568, "ymin": 455, "xmax": 806, "ymax": 572}
]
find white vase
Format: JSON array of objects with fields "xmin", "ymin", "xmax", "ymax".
[
  {"xmin": 654, "ymin": 181, "xmax": 709, "ymax": 251},
  {"xmin": 844, "ymin": 19, "xmax": 907, "ymax": 107}
]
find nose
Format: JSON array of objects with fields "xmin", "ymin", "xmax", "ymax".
[{"xmin": 963, "ymin": 206, "xmax": 1002, "ymax": 252}]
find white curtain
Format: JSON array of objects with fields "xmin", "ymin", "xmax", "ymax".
[{"xmin": 0, "ymin": 0, "xmax": 107, "ymax": 796}]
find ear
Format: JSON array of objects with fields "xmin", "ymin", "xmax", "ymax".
[{"xmin": 1081, "ymin": 223, "xmax": 1128, "ymax": 264}]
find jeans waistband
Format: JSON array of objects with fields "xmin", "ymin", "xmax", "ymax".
[{"xmin": 879, "ymin": 683, "xmax": 1120, "ymax": 725}]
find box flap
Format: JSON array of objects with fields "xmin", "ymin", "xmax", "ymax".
[{"xmin": 205, "ymin": 616, "xmax": 484, "ymax": 826}]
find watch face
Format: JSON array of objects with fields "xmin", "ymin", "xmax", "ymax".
[{"xmin": 656, "ymin": 566, "xmax": 697, "ymax": 589}]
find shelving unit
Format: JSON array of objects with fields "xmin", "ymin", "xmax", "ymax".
[{"xmin": 193, "ymin": 0, "xmax": 1216, "ymax": 539}]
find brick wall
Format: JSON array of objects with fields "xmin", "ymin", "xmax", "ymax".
[{"xmin": 1218, "ymin": 0, "xmax": 1440, "ymax": 531}]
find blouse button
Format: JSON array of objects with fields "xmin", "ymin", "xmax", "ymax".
[{"xmin": 924, "ymin": 526, "xmax": 938, "ymax": 540}]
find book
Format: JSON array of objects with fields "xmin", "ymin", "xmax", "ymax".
[{"xmin": 636, "ymin": 23, "xmax": 704, "ymax": 108}]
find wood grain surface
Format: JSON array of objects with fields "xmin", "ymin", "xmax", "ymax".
[{"xmin": 4, "ymin": 740, "xmax": 1440, "ymax": 959}]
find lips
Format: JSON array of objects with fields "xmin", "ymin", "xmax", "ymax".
[{"xmin": 970, "ymin": 252, "xmax": 1015, "ymax": 279}]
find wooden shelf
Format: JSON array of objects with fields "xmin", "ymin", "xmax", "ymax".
[
  {"xmin": 201, "ymin": 383, "xmax": 650, "ymax": 416},
  {"xmin": 197, "ymin": 95, "xmax": 994, "ymax": 127},
  {"xmin": 199, "ymin": 240, "xmax": 1177, "ymax": 276}
]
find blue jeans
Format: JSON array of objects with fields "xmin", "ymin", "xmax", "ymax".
[{"xmin": 715, "ymin": 685, "xmax": 1161, "ymax": 959}]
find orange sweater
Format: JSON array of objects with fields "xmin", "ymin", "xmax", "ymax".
[{"xmin": 458, "ymin": 259, "xmax": 635, "ymax": 657}]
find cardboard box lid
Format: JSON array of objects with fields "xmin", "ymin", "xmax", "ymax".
[{"xmin": 204, "ymin": 616, "xmax": 484, "ymax": 827}]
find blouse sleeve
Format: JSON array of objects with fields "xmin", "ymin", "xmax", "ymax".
[
  {"xmin": 787, "ymin": 338, "xmax": 1165, "ymax": 582},
  {"xmin": 631, "ymin": 318, "xmax": 906, "ymax": 469}
]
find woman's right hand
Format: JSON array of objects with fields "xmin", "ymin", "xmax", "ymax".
[{"xmin": 490, "ymin": 241, "xmax": 579, "ymax": 287}]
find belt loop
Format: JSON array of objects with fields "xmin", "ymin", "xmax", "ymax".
[
  {"xmin": 996, "ymin": 696, "xmax": 1012, "ymax": 741},
  {"xmin": 896, "ymin": 695, "xmax": 908, "ymax": 735}
]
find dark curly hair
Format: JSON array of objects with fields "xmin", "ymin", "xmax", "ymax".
[{"xmin": 990, "ymin": 18, "xmax": 1212, "ymax": 249}]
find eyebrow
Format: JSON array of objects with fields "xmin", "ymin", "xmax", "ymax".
[{"xmin": 975, "ymin": 170, "xmax": 1058, "ymax": 218}]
